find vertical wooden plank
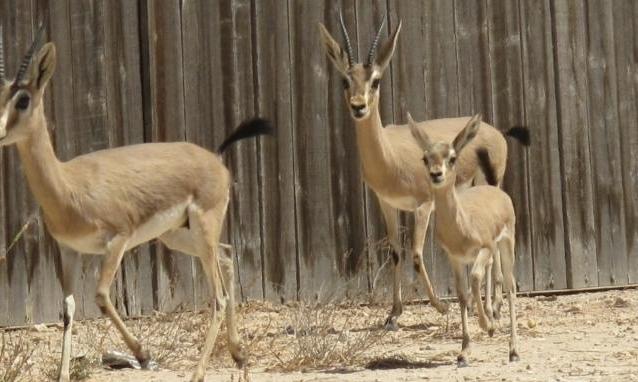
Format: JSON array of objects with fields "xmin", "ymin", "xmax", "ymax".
[
  {"xmin": 146, "ymin": 0, "xmax": 195, "ymax": 312},
  {"xmin": 454, "ymin": 0, "xmax": 492, "ymax": 118},
  {"xmin": 252, "ymin": 0, "xmax": 298, "ymax": 302},
  {"xmin": 486, "ymin": 0, "xmax": 537, "ymax": 291},
  {"xmin": 613, "ymin": 0, "xmax": 638, "ymax": 283},
  {"xmin": 289, "ymin": 0, "xmax": 342, "ymax": 301},
  {"xmin": 103, "ymin": 0, "xmax": 153, "ymax": 316},
  {"xmin": 3, "ymin": 0, "xmax": 37, "ymax": 326},
  {"xmin": 552, "ymin": 0, "xmax": 598, "ymax": 288},
  {"xmin": 217, "ymin": 0, "xmax": 263, "ymax": 301},
  {"xmin": 585, "ymin": 1, "xmax": 628, "ymax": 287},
  {"xmin": 518, "ymin": 0, "xmax": 567, "ymax": 291}
]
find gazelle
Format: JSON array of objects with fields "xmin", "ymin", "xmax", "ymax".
[
  {"xmin": 318, "ymin": 14, "xmax": 529, "ymax": 330},
  {"xmin": 408, "ymin": 112, "xmax": 519, "ymax": 366},
  {"xmin": 0, "ymin": 27, "xmax": 273, "ymax": 382}
]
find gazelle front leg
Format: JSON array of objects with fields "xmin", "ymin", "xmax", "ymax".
[
  {"xmin": 379, "ymin": 199, "xmax": 404, "ymax": 331},
  {"xmin": 96, "ymin": 236, "xmax": 151, "ymax": 367},
  {"xmin": 58, "ymin": 248, "xmax": 79, "ymax": 382},
  {"xmin": 413, "ymin": 203, "xmax": 448, "ymax": 314},
  {"xmin": 451, "ymin": 260, "xmax": 471, "ymax": 367}
]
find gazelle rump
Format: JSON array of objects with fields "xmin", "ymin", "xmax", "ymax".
[
  {"xmin": 0, "ymin": 27, "xmax": 273, "ymax": 382},
  {"xmin": 319, "ymin": 14, "xmax": 525, "ymax": 330},
  {"xmin": 409, "ymin": 113, "xmax": 519, "ymax": 366}
]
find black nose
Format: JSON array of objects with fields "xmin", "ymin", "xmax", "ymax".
[
  {"xmin": 351, "ymin": 104, "xmax": 366, "ymax": 118},
  {"xmin": 430, "ymin": 172, "xmax": 443, "ymax": 183}
]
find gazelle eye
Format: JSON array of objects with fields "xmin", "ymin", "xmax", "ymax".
[
  {"xmin": 449, "ymin": 156, "xmax": 457, "ymax": 165},
  {"xmin": 15, "ymin": 94, "xmax": 30, "ymax": 111},
  {"xmin": 371, "ymin": 78, "xmax": 380, "ymax": 89},
  {"xmin": 342, "ymin": 78, "xmax": 350, "ymax": 89},
  {"xmin": 422, "ymin": 156, "xmax": 429, "ymax": 165}
]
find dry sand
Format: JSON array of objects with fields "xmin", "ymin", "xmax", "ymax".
[{"xmin": 3, "ymin": 289, "xmax": 638, "ymax": 382}]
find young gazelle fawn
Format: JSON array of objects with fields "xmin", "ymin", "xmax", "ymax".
[
  {"xmin": 319, "ymin": 14, "xmax": 527, "ymax": 330},
  {"xmin": 0, "ymin": 27, "xmax": 272, "ymax": 382},
  {"xmin": 408, "ymin": 113, "xmax": 519, "ymax": 366}
]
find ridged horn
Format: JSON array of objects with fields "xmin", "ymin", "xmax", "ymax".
[
  {"xmin": 366, "ymin": 14, "xmax": 387, "ymax": 66},
  {"xmin": 14, "ymin": 22, "xmax": 46, "ymax": 85},
  {"xmin": 338, "ymin": 11, "xmax": 354, "ymax": 67}
]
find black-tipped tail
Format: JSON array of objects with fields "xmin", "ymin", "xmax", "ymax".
[
  {"xmin": 505, "ymin": 126, "xmax": 530, "ymax": 146},
  {"xmin": 217, "ymin": 118, "xmax": 274, "ymax": 154},
  {"xmin": 476, "ymin": 148, "xmax": 498, "ymax": 186}
]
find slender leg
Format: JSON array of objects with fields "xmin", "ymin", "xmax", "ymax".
[
  {"xmin": 470, "ymin": 248, "xmax": 494, "ymax": 336},
  {"xmin": 190, "ymin": 201, "xmax": 235, "ymax": 382},
  {"xmin": 484, "ymin": 256, "xmax": 494, "ymax": 321},
  {"xmin": 499, "ymin": 237, "xmax": 519, "ymax": 361},
  {"xmin": 378, "ymin": 199, "xmax": 404, "ymax": 331},
  {"xmin": 219, "ymin": 247, "xmax": 245, "ymax": 366},
  {"xmin": 451, "ymin": 260, "xmax": 471, "ymax": 367},
  {"xmin": 412, "ymin": 202, "xmax": 448, "ymax": 314},
  {"xmin": 491, "ymin": 246, "xmax": 503, "ymax": 320},
  {"xmin": 95, "ymin": 236, "xmax": 150, "ymax": 367},
  {"xmin": 58, "ymin": 247, "xmax": 79, "ymax": 382}
]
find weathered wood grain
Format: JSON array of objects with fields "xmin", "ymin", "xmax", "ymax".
[
  {"xmin": 585, "ymin": 0, "xmax": 628, "ymax": 287},
  {"xmin": 518, "ymin": 0, "xmax": 567, "ymax": 291},
  {"xmin": 252, "ymin": 0, "xmax": 299, "ymax": 302},
  {"xmin": 552, "ymin": 0, "xmax": 598, "ymax": 288}
]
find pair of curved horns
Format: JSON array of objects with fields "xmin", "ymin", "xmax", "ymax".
[
  {"xmin": 0, "ymin": 22, "xmax": 46, "ymax": 85},
  {"xmin": 338, "ymin": 11, "xmax": 387, "ymax": 67}
]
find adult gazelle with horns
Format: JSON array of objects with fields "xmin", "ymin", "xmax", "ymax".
[
  {"xmin": 318, "ymin": 13, "xmax": 530, "ymax": 330},
  {"xmin": 0, "ymin": 24, "xmax": 273, "ymax": 382}
]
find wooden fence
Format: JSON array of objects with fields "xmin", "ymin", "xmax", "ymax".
[{"xmin": 0, "ymin": 0, "xmax": 636, "ymax": 326}]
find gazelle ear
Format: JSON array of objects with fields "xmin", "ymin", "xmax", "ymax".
[
  {"xmin": 318, "ymin": 23, "xmax": 350, "ymax": 75},
  {"xmin": 30, "ymin": 43, "xmax": 56, "ymax": 90},
  {"xmin": 374, "ymin": 20, "xmax": 401, "ymax": 73},
  {"xmin": 408, "ymin": 112, "xmax": 432, "ymax": 150},
  {"xmin": 452, "ymin": 114, "xmax": 482, "ymax": 154}
]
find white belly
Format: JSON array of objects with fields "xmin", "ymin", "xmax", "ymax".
[
  {"xmin": 57, "ymin": 199, "xmax": 192, "ymax": 255},
  {"xmin": 380, "ymin": 194, "xmax": 421, "ymax": 211}
]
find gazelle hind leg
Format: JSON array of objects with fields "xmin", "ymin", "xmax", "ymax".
[
  {"xmin": 218, "ymin": 245, "xmax": 246, "ymax": 366},
  {"xmin": 492, "ymin": 246, "xmax": 504, "ymax": 320},
  {"xmin": 470, "ymin": 248, "xmax": 494, "ymax": 336},
  {"xmin": 188, "ymin": 202, "xmax": 234, "ymax": 382},
  {"xmin": 498, "ymin": 237, "xmax": 519, "ymax": 362},
  {"xmin": 58, "ymin": 248, "xmax": 79, "ymax": 382},
  {"xmin": 484, "ymin": 255, "xmax": 494, "ymax": 322}
]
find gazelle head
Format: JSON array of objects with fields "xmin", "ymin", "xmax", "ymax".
[
  {"xmin": 318, "ymin": 14, "xmax": 402, "ymax": 121},
  {"xmin": 0, "ymin": 24, "xmax": 56, "ymax": 146},
  {"xmin": 409, "ymin": 112, "xmax": 482, "ymax": 188}
]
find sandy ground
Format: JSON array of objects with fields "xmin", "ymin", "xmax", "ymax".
[{"xmin": 3, "ymin": 289, "xmax": 638, "ymax": 382}]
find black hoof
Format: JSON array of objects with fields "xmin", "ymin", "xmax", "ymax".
[
  {"xmin": 384, "ymin": 316, "xmax": 400, "ymax": 331},
  {"xmin": 457, "ymin": 355, "xmax": 469, "ymax": 368},
  {"xmin": 509, "ymin": 351, "xmax": 520, "ymax": 362},
  {"xmin": 488, "ymin": 327, "xmax": 495, "ymax": 337}
]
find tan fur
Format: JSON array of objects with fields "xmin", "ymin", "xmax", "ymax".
[
  {"xmin": 409, "ymin": 114, "xmax": 519, "ymax": 366},
  {"xmin": 319, "ymin": 21, "xmax": 508, "ymax": 327},
  {"xmin": 2, "ymin": 42, "xmax": 243, "ymax": 382}
]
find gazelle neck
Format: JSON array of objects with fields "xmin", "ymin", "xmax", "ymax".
[
  {"xmin": 353, "ymin": 103, "xmax": 396, "ymax": 182},
  {"xmin": 15, "ymin": 105, "xmax": 69, "ymax": 219},
  {"xmin": 432, "ymin": 179, "xmax": 463, "ymax": 227}
]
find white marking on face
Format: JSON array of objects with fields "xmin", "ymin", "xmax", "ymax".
[{"xmin": 0, "ymin": 109, "xmax": 8, "ymax": 137}]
